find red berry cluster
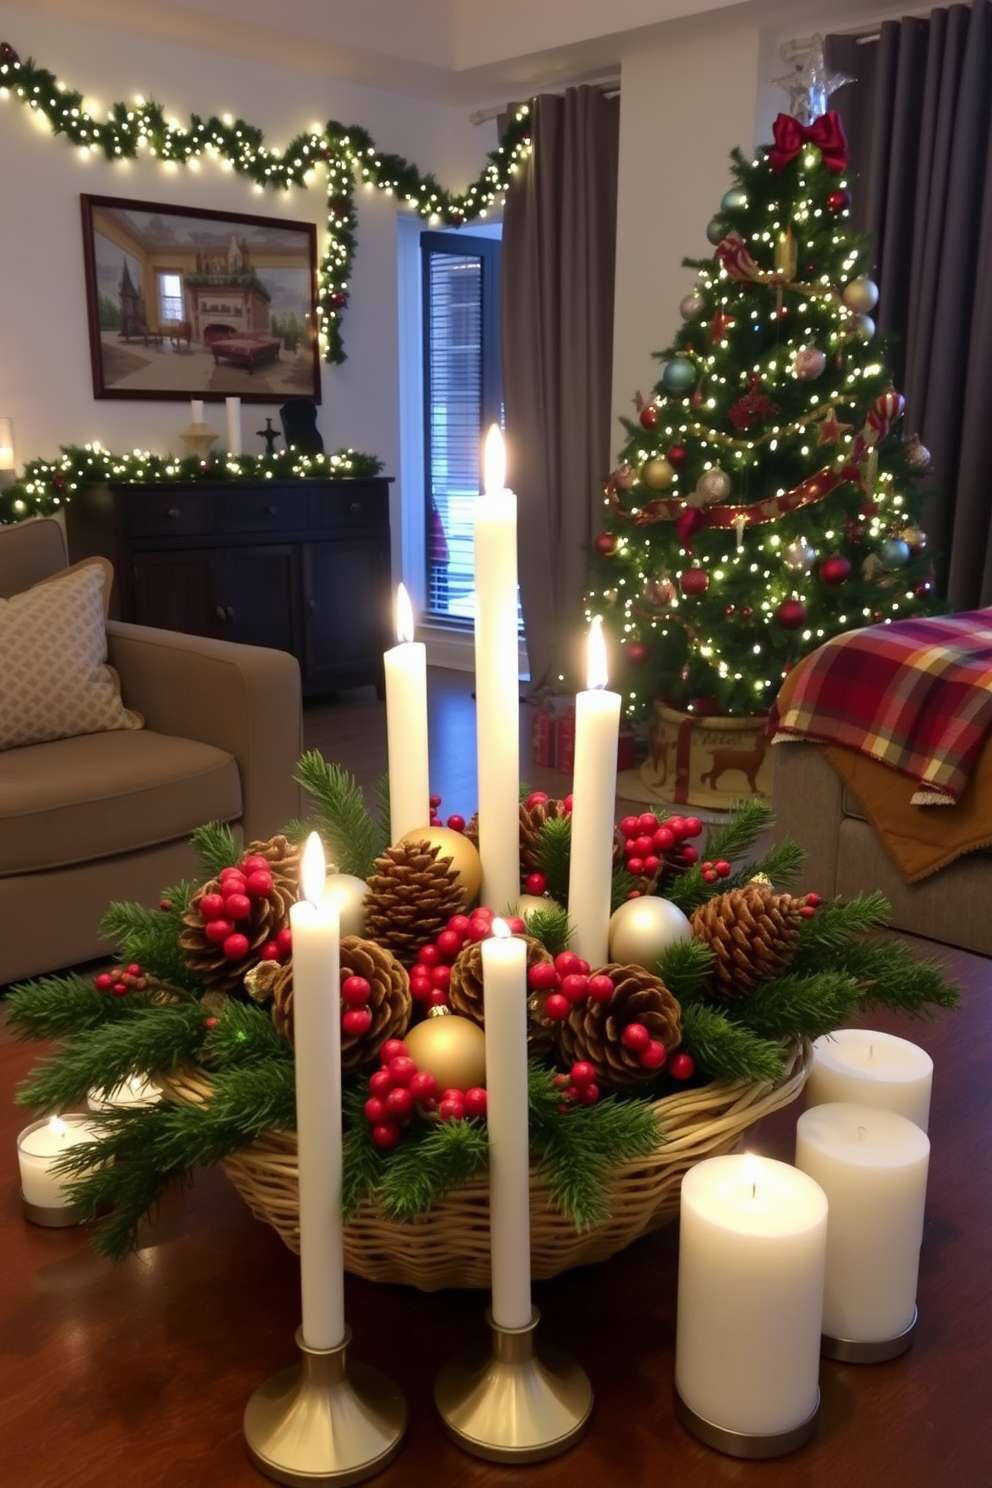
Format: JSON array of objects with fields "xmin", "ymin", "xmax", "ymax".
[
  {"xmin": 427, "ymin": 795, "xmax": 466, "ymax": 833},
  {"xmin": 553, "ymin": 1061, "xmax": 601, "ymax": 1110},
  {"xmin": 341, "ymin": 975, "xmax": 373, "ymax": 1037},
  {"xmin": 197, "ymin": 854, "xmax": 291, "ymax": 965},
  {"xmin": 409, "ymin": 906, "xmax": 527, "ymax": 1007},
  {"xmin": 362, "ymin": 1038, "xmax": 488, "ymax": 1150},
  {"xmin": 94, "ymin": 962, "xmax": 146, "ymax": 996},
  {"xmin": 528, "ymin": 950, "xmax": 605, "ymax": 1022},
  {"xmin": 700, "ymin": 858, "xmax": 732, "ymax": 885},
  {"xmin": 619, "ymin": 811, "xmax": 703, "ymax": 884}
]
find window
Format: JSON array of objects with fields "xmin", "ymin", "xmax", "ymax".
[
  {"xmin": 157, "ymin": 271, "xmax": 184, "ymax": 323},
  {"xmin": 421, "ymin": 232, "xmax": 502, "ymax": 623}
]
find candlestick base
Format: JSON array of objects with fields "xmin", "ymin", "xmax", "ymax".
[
  {"xmin": 243, "ymin": 1326, "xmax": 406, "ymax": 1486},
  {"xmin": 21, "ymin": 1193, "xmax": 83, "ymax": 1228},
  {"xmin": 434, "ymin": 1307, "xmax": 592, "ymax": 1463},
  {"xmin": 821, "ymin": 1306, "xmax": 917, "ymax": 1363},
  {"xmin": 674, "ymin": 1389, "xmax": 819, "ymax": 1459},
  {"xmin": 179, "ymin": 422, "xmax": 219, "ymax": 459}
]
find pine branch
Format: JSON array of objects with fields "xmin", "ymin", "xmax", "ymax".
[
  {"xmin": 792, "ymin": 893, "xmax": 891, "ymax": 961},
  {"xmin": 294, "ymin": 750, "xmax": 385, "ymax": 878},
  {"xmin": 519, "ymin": 904, "xmax": 571, "ymax": 957},
  {"xmin": 342, "ymin": 1088, "xmax": 382, "ymax": 1219},
  {"xmin": 679, "ymin": 1002, "xmax": 788, "ymax": 1084},
  {"xmin": 373, "ymin": 1117, "xmax": 489, "ymax": 1220},
  {"xmin": 655, "ymin": 937, "xmax": 714, "ymax": 1003},
  {"xmin": 15, "ymin": 1003, "xmax": 208, "ymax": 1112},
  {"xmin": 839, "ymin": 938, "xmax": 961, "ymax": 1018},
  {"xmin": 5, "ymin": 974, "xmax": 139, "ymax": 1042},
  {"xmin": 98, "ymin": 896, "xmax": 200, "ymax": 992},
  {"xmin": 740, "ymin": 837, "xmax": 807, "ymax": 890},
  {"xmin": 203, "ymin": 1000, "xmax": 294, "ymax": 1069},
  {"xmin": 190, "ymin": 821, "xmax": 240, "ymax": 877},
  {"xmin": 531, "ymin": 1076, "xmax": 661, "ymax": 1229},
  {"xmin": 537, "ymin": 815, "xmax": 572, "ymax": 906},
  {"xmin": 736, "ymin": 970, "xmax": 863, "ymax": 1043},
  {"xmin": 699, "ymin": 797, "xmax": 774, "ymax": 861}
]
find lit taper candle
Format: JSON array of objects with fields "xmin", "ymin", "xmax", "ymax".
[
  {"xmin": 384, "ymin": 583, "xmax": 430, "ymax": 843},
  {"xmin": 567, "ymin": 617, "xmax": 621, "ymax": 965},
  {"xmin": 289, "ymin": 833, "xmax": 345, "ymax": 1350},
  {"xmin": 474, "ymin": 426, "xmax": 521, "ymax": 910},
  {"xmin": 481, "ymin": 918, "xmax": 532, "ymax": 1329}
]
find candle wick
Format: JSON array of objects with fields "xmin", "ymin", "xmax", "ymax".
[
  {"xmin": 751, "ymin": 1181, "xmax": 756, "ymax": 1200},
  {"xmin": 857, "ymin": 1125, "xmax": 868, "ymax": 1143}
]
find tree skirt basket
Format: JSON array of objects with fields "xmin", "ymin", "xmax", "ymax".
[
  {"xmin": 158, "ymin": 1042, "xmax": 810, "ymax": 1291},
  {"xmin": 640, "ymin": 701, "xmax": 774, "ymax": 808}
]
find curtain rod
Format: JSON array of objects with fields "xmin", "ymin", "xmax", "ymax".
[
  {"xmin": 780, "ymin": 31, "xmax": 880, "ymax": 61},
  {"xmin": 471, "ymin": 76, "xmax": 620, "ymax": 126}
]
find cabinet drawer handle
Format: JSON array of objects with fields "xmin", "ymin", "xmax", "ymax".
[
  {"xmin": 348, "ymin": 501, "xmax": 362, "ymax": 514},
  {"xmin": 215, "ymin": 605, "xmax": 226, "ymax": 623},
  {"xmin": 166, "ymin": 507, "xmax": 181, "ymax": 519}
]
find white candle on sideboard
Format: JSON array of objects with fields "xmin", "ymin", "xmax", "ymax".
[
  {"xmin": 796, "ymin": 1102, "xmax": 930, "ymax": 1343},
  {"xmin": 566, "ymin": 617, "xmax": 621, "ymax": 966},
  {"xmin": 383, "ymin": 583, "xmax": 430, "ymax": 843},
  {"xmin": 225, "ymin": 396, "xmax": 242, "ymax": 454},
  {"xmin": 481, "ymin": 919, "xmax": 532, "ymax": 1330},
  {"xmin": 806, "ymin": 1028, "xmax": 933, "ymax": 1131},
  {"xmin": 17, "ymin": 1114, "xmax": 101, "ymax": 1208},
  {"xmin": 474, "ymin": 426, "xmax": 521, "ymax": 911},
  {"xmin": 190, "ymin": 399, "xmax": 205, "ymax": 426},
  {"xmin": 676, "ymin": 1154, "xmax": 827, "ymax": 1438},
  {"xmin": 290, "ymin": 833, "xmax": 345, "ymax": 1351}
]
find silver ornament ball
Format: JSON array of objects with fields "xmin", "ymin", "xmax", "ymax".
[
  {"xmin": 680, "ymin": 290, "xmax": 705, "ymax": 321},
  {"xmin": 842, "ymin": 276, "xmax": 880, "ymax": 313},
  {"xmin": 608, "ymin": 895, "xmax": 692, "ymax": 969},
  {"xmin": 782, "ymin": 537, "xmax": 817, "ymax": 573},
  {"xmin": 323, "ymin": 872, "xmax": 369, "ymax": 937}
]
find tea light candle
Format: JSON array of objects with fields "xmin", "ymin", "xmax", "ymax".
[
  {"xmin": 796, "ymin": 1102, "xmax": 930, "ymax": 1359},
  {"xmin": 567, "ymin": 617, "xmax": 621, "ymax": 965},
  {"xmin": 86, "ymin": 1074, "xmax": 160, "ymax": 1112},
  {"xmin": 190, "ymin": 399, "xmax": 205, "ymax": 425},
  {"xmin": 675, "ymin": 1153, "xmax": 827, "ymax": 1452},
  {"xmin": 806, "ymin": 1028, "xmax": 933, "ymax": 1130},
  {"xmin": 225, "ymin": 396, "xmax": 242, "ymax": 454},
  {"xmin": 474, "ymin": 426, "xmax": 521, "ymax": 911},
  {"xmin": 17, "ymin": 1114, "xmax": 101, "ymax": 1218},
  {"xmin": 481, "ymin": 919, "xmax": 532, "ymax": 1331},
  {"xmin": 383, "ymin": 583, "xmax": 430, "ymax": 843}
]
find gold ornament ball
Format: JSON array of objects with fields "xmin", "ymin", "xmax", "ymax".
[
  {"xmin": 516, "ymin": 893, "xmax": 564, "ymax": 925},
  {"xmin": 405, "ymin": 1011, "xmax": 487, "ymax": 1091},
  {"xmin": 608, "ymin": 895, "xmax": 692, "ymax": 969},
  {"xmin": 642, "ymin": 456, "xmax": 676, "ymax": 491},
  {"xmin": 399, "ymin": 825, "xmax": 482, "ymax": 902},
  {"xmin": 322, "ymin": 872, "xmax": 368, "ymax": 937},
  {"xmin": 842, "ymin": 276, "xmax": 879, "ymax": 313}
]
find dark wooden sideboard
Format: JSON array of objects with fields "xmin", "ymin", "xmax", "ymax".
[{"xmin": 65, "ymin": 478, "xmax": 393, "ymax": 696}]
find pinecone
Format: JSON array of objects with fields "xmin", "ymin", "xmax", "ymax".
[
  {"xmin": 449, "ymin": 934, "xmax": 555, "ymax": 1049},
  {"xmin": 179, "ymin": 843, "xmax": 299, "ymax": 996},
  {"xmin": 690, "ymin": 883, "xmax": 804, "ymax": 998},
  {"xmin": 518, "ymin": 798, "xmax": 569, "ymax": 879},
  {"xmin": 554, "ymin": 964, "xmax": 683, "ymax": 1089},
  {"xmin": 362, "ymin": 839, "xmax": 466, "ymax": 965},
  {"xmin": 270, "ymin": 936, "xmax": 412, "ymax": 1068}
]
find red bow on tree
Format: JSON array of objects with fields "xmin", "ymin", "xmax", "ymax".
[{"xmin": 768, "ymin": 111, "xmax": 849, "ymax": 173}]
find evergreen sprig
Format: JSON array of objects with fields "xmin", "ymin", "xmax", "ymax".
[
  {"xmin": 372, "ymin": 1118, "xmax": 490, "ymax": 1221},
  {"xmin": 736, "ymin": 970, "xmax": 863, "ymax": 1043},
  {"xmin": 536, "ymin": 815, "xmax": 572, "ymax": 906},
  {"xmin": 5, "ymin": 974, "xmax": 138, "ymax": 1042},
  {"xmin": 204, "ymin": 1001, "xmax": 294, "ymax": 1069},
  {"xmin": 190, "ymin": 822, "xmax": 241, "ymax": 877},
  {"xmin": 520, "ymin": 904, "xmax": 571, "ymax": 957},
  {"xmin": 98, "ymin": 892, "xmax": 200, "ymax": 992},
  {"xmin": 679, "ymin": 1002, "xmax": 790, "ymax": 1085},
  {"xmin": 294, "ymin": 751, "xmax": 386, "ymax": 877},
  {"xmin": 655, "ymin": 936, "xmax": 715, "ymax": 1002},
  {"xmin": 700, "ymin": 798, "xmax": 774, "ymax": 860}
]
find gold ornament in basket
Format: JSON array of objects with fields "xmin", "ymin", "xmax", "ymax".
[{"xmin": 159, "ymin": 1041, "xmax": 811, "ymax": 1291}]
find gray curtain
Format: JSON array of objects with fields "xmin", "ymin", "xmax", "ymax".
[
  {"xmin": 501, "ymin": 87, "xmax": 620, "ymax": 695},
  {"xmin": 826, "ymin": 5, "xmax": 992, "ymax": 608}
]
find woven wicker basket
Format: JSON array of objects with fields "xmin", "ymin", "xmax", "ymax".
[{"xmin": 159, "ymin": 1042, "xmax": 811, "ymax": 1291}]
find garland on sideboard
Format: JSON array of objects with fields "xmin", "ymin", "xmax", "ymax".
[
  {"xmin": 0, "ymin": 443, "xmax": 384, "ymax": 523},
  {"xmin": 0, "ymin": 40, "xmax": 531, "ymax": 364}
]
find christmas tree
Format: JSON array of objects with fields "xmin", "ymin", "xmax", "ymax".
[{"xmin": 587, "ymin": 40, "xmax": 936, "ymax": 721}]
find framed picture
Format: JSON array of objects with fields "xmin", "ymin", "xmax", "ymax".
[{"xmin": 80, "ymin": 194, "xmax": 321, "ymax": 402}]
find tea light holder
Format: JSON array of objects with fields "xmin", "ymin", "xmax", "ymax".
[{"xmin": 17, "ymin": 1114, "xmax": 100, "ymax": 1228}]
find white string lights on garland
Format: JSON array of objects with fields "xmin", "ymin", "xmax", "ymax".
[{"xmin": 0, "ymin": 40, "xmax": 532, "ymax": 366}]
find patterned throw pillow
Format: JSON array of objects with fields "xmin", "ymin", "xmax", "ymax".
[{"xmin": 0, "ymin": 560, "xmax": 143, "ymax": 750}]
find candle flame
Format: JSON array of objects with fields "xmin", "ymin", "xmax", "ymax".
[
  {"xmin": 300, "ymin": 832, "xmax": 326, "ymax": 905},
  {"xmin": 741, "ymin": 1151, "xmax": 764, "ymax": 1197},
  {"xmin": 49, "ymin": 1115, "xmax": 67, "ymax": 1138},
  {"xmin": 586, "ymin": 616, "xmax": 609, "ymax": 691},
  {"xmin": 483, "ymin": 424, "xmax": 506, "ymax": 494},
  {"xmin": 491, "ymin": 917, "xmax": 511, "ymax": 940},
  {"xmin": 395, "ymin": 583, "xmax": 415, "ymax": 645}
]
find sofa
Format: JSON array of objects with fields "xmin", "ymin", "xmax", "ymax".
[{"xmin": 0, "ymin": 517, "xmax": 304, "ymax": 986}]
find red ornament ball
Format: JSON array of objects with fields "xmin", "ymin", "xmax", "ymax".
[
  {"xmin": 819, "ymin": 555, "xmax": 851, "ymax": 586},
  {"xmin": 639, "ymin": 404, "xmax": 658, "ymax": 430},
  {"xmin": 624, "ymin": 640, "xmax": 650, "ymax": 667},
  {"xmin": 667, "ymin": 444, "xmax": 688, "ymax": 467},
  {"xmin": 874, "ymin": 389, "xmax": 905, "ymax": 424},
  {"xmin": 775, "ymin": 598, "xmax": 808, "ymax": 630},
  {"xmin": 0, "ymin": 43, "xmax": 20, "ymax": 63},
  {"xmin": 826, "ymin": 189, "xmax": 851, "ymax": 213},
  {"xmin": 679, "ymin": 567, "xmax": 709, "ymax": 597},
  {"xmin": 595, "ymin": 531, "xmax": 619, "ymax": 557}
]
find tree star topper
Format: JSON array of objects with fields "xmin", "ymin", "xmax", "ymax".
[{"xmin": 772, "ymin": 34, "xmax": 855, "ymax": 125}]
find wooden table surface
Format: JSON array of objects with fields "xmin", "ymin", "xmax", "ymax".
[{"xmin": 2, "ymin": 941, "xmax": 990, "ymax": 1488}]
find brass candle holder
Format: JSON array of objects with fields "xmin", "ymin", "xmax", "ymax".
[
  {"xmin": 435, "ymin": 1307, "xmax": 592, "ymax": 1463},
  {"xmin": 179, "ymin": 421, "xmax": 219, "ymax": 459},
  {"xmin": 243, "ymin": 1326, "xmax": 406, "ymax": 1486}
]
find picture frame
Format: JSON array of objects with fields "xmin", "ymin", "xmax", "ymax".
[{"xmin": 80, "ymin": 194, "xmax": 321, "ymax": 403}]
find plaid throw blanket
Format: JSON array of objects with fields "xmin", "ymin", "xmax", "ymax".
[{"xmin": 768, "ymin": 610, "xmax": 992, "ymax": 804}]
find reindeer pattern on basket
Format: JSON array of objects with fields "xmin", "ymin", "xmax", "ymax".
[{"xmin": 700, "ymin": 731, "xmax": 769, "ymax": 796}]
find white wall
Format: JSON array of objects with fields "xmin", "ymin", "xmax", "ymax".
[{"xmin": 0, "ymin": 4, "xmax": 494, "ymax": 583}]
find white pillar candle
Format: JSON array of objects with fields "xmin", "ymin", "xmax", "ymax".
[
  {"xmin": 190, "ymin": 399, "xmax": 205, "ymax": 425},
  {"xmin": 474, "ymin": 426, "xmax": 521, "ymax": 911},
  {"xmin": 87, "ymin": 1074, "xmax": 161, "ymax": 1112},
  {"xmin": 481, "ymin": 919, "xmax": 532, "ymax": 1330},
  {"xmin": 676, "ymin": 1154, "xmax": 827, "ymax": 1438},
  {"xmin": 383, "ymin": 583, "xmax": 430, "ymax": 843},
  {"xmin": 806, "ymin": 1028, "xmax": 933, "ymax": 1131},
  {"xmin": 17, "ymin": 1114, "xmax": 101, "ymax": 1208},
  {"xmin": 225, "ymin": 396, "xmax": 242, "ymax": 454},
  {"xmin": 290, "ymin": 833, "xmax": 345, "ymax": 1351},
  {"xmin": 566, "ymin": 618, "xmax": 621, "ymax": 966},
  {"xmin": 796, "ymin": 1102, "xmax": 930, "ymax": 1343}
]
